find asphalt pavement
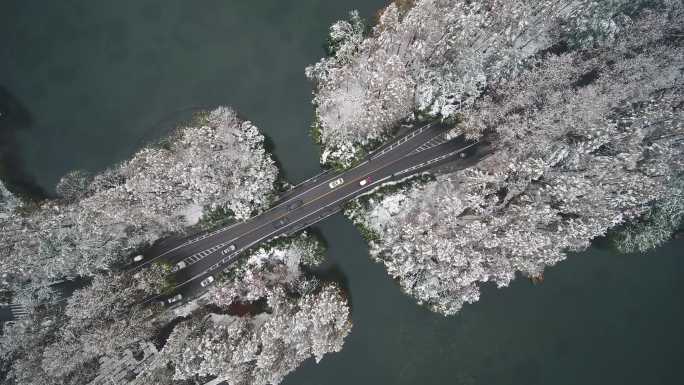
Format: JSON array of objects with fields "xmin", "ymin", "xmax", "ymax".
[{"xmin": 130, "ymin": 122, "xmax": 492, "ymax": 305}]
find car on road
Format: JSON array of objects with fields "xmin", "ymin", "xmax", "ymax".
[
  {"xmin": 133, "ymin": 254, "xmax": 144, "ymax": 262},
  {"xmin": 200, "ymin": 276, "xmax": 215, "ymax": 287},
  {"xmin": 287, "ymin": 199, "xmax": 304, "ymax": 211},
  {"xmin": 167, "ymin": 294, "xmax": 183, "ymax": 304},
  {"xmin": 328, "ymin": 178, "xmax": 344, "ymax": 189},
  {"xmin": 171, "ymin": 261, "xmax": 187, "ymax": 273},
  {"xmin": 222, "ymin": 244, "xmax": 236, "ymax": 255},
  {"xmin": 359, "ymin": 176, "xmax": 372, "ymax": 186},
  {"xmin": 273, "ymin": 216, "xmax": 289, "ymax": 229}
]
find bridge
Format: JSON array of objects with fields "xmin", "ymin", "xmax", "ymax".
[{"xmin": 129, "ymin": 122, "xmax": 492, "ymax": 304}]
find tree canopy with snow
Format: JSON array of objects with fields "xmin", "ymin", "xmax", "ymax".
[
  {"xmin": 0, "ymin": 181, "xmax": 19, "ymax": 217},
  {"xmin": 135, "ymin": 235, "xmax": 351, "ymax": 385},
  {"xmin": 1, "ymin": 234, "xmax": 351, "ymax": 385},
  {"xmin": 144, "ymin": 285, "xmax": 351, "ymax": 385},
  {"xmin": 0, "ymin": 106, "xmax": 296, "ymax": 385},
  {"xmin": 0, "ymin": 107, "xmax": 278, "ymax": 290},
  {"xmin": 307, "ymin": 0, "xmax": 637, "ymax": 167},
  {"xmin": 339, "ymin": 0, "xmax": 682, "ymax": 315}
]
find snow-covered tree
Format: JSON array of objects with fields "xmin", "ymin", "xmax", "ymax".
[
  {"xmin": 1, "ymin": 106, "xmax": 282, "ymax": 384},
  {"xmin": 345, "ymin": 2, "xmax": 683, "ymax": 315},
  {"xmin": 307, "ymin": 0, "xmax": 619, "ymax": 167},
  {"xmin": 0, "ymin": 107, "xmax": 278, "ymax": 290},
  {"xmin": 1, "ymin": 268, "xmax": 166, "ymax": 385},
  {"xmin": 0, "ymin": 180, "xmax": 19, "ymax": 218},
  {"xmin": 136, "ymin": 236, "xmax": 350, "ymax": 385},
  {"xmin": 55, "ymin": 170, "xmax": 91, "ymax": 203},
  {"xmin": 612, "ymin": 176, "xmax": 684, "ymax": 253},
  {"xmin": 145, "ymin": 285, "xmax": 350, "ymax": 385},
  {"xmin": 211, "ymin": 232, "xmax": 326, "ymax": 304}
]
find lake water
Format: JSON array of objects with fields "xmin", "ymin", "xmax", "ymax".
[{"xmin": 1, "ymin": 1, "xmax": 682, "ymax": 384}]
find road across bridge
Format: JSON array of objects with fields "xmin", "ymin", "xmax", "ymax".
[{"xmin": 130, "ymin": 122, "xmax": 492, "ymax": 304}]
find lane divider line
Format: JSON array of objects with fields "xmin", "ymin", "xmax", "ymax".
[{"xmin": 172, "ymin": 141, "xmax": 476, "ymax": 291}]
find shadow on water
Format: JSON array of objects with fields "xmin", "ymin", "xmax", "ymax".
[
  {"xmin": 0, "ymin": 86, "xmax": 49, "ymax": 200},
  {"xmin": 261, "ymin": 130, "xmax": 289, "ymax": 183},
  {"xmin": 305, "ymin": 225, "xmax": 330, "ymax": 251}
]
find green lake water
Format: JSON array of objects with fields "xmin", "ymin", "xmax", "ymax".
[{"xmin": 1, "ymin": 1, "xmax": 682, "ymax": 384}]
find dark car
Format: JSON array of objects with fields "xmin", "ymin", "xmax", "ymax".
[
  {"xmin": 287, "ymin": 199, "xmax": 304, "ymax": 211},
  {"xmin": 273, "ymin": 216, "xmax": 289, "ymax": 229}
]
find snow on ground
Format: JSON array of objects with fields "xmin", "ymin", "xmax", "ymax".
[
  {"xmin": 364, "ymin": 192, "xmax": 408, "ymax": 231},
  {"xmin": 179, "ymin": 203, "xmax": 203, "ymax": 226},
  {"xmin": 0, "ymin": 181, "xmax": 19, "ymax": 219}
]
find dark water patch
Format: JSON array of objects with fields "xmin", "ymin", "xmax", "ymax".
[
  {"xmin": 261, "ymin": 130, "xmax": 289, "ymax": 183},
  {"xmin": 0, "ymin": 86, "xmax": 49, "ymax": 200},
  {"xmin": 151, "ymin": 315, "xmax": 189, "ymax": 351}
]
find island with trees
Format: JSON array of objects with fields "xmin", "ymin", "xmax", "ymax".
[
  {"xmin": 0, "ymin": 108, "xmax": 351, "ymax": 384},
  {"xmin": 308, "ymin": 0, "xmax": 682, "ymax": 314}
]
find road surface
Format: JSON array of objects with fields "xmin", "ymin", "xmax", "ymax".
[{"xmin": 130, "ymin": 122, "xmax": 492, "ymax": 304}]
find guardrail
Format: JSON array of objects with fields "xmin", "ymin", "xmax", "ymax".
[
  {"xmin": 182, "ymin": 175, "xmax": 393, "ymax": 286},
  {"xmin": 393, "ymin": 141, "xmax": 479, "ymax": 178},
  {"xmin": 174, "ymin": 139, "xmax": 471, "ymax": 287},
  {"xmin": 369, "ymin": 122, "xmax": 436, "ymax": 160},
  {"xmin": 151, "ymin": 122, "xmax": 472, "ymax": 301},
  {"xmin": 144, "ymin": 122, "xmax": 443, "ymax": 268}
]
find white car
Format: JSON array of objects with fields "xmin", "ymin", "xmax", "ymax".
[
  {"xmin": 328, "ymin": 178, "xmax": 344, "ymax": 189},
  {"xmin": 167, "ymin": 294, "xmax": 183, "ymax": 304},
  {"xmin": 359, "ymin": 176, "xmax": 372, "ymax": 186},
  {"xmin": 133, "ymin": 254, "xmax": 144, "ymax": 262},
  {"xmin": 200, "ymin": 276, "xmax": 215, "ymax": 287},
  {"xmin": 222, "ymin": 244, "xmax": 236, "ymax": 255},
  {"xmin": 171, "ymin": 261, "xmax": 187, "ymax": 273}
]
